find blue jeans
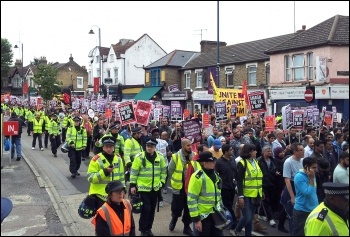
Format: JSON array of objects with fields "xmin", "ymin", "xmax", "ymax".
[
  {"xmin": 235, "ymin": 197, "xmax": 258, "ymax": 236},
  {"xmin": 11, "ymin": 137, "xmax": 22, "ymax": 159}
]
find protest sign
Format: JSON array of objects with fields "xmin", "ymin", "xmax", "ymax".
[
  {"xmin": 182, "ymin": 118, "xmax": 202, "ymax": 143},
  {"xmin": 313, "ymin": 108, "xmax": 320, "ymax": 128},
  {"xmin": 183, "ymin": 109, "xmax": 190, "ymax": 120},
  {"xmin": 230, "ymin": 104, "xmax": 237, "ymax": 118},
  {"xmin": 171, "ymin": 101, "xmax": 182, "ymax": 121},
  {"xmin": 105, "ymin": 108, "xmax": 112, "ymax": 119},
  {"xmin": 247, "ymin": 91, "xmax": 267, "ymax": 113},
  {"xmin": 153, "ymin": 108, "xmax": 162, "ymax": 121},
  {"xmin": 214, "ymin": 88, "xmax": 246, "ymax": 118},
  {"xmin": 332, "ymin": 106, "xmax": 337, "ymax": 123},
  {"xmin": 265, "ymin": 115, "xmax": 276, "ymax": 131},
  {"xmin": 202, "ymin": 113, "xmax": 210, "ymax": 128},
  {"xmin": 282, "ymin": 104, "xmax": 292, "ymax": 130},
  {"xmin": 117, "ymin": 101, "xmax": 136, "ymax": 126},
  {"xmin": 323, "ymin": 111, "xmax": 333, "ymax": 127},
  {"xmin": 292, "ymin": 110, "xmax": 304, "ymax": 130},
  {"xmin": 162, "ymin": 106, "xmax": 170, "ymax": 118},
  {"xmin": 135, "ymin": 101, "xmax": 152, "ymax": 126},
  {"xmin": 214, "ymin": 101, "xmax": 227, "ymax": 120}
]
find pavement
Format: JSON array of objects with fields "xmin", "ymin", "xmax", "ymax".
[{"xmin": 1, "ymin": 134, "xmax": 289, "ymax": 236}]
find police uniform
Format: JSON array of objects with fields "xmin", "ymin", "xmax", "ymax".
[
  {"xmin": 96, "ymin": 123, "xmax": 125, "ymax": 157},
  {"xmin": 66, "ymin": 116, "xmax": 87, "ymax": 178},
  {"xmin": 32, "ymin": 113, "xmax": 44, "ymax": 150},
  {"xmin": 305, "ymin": 182, "xmax": 349, "ymax": 236},
  {"xmin": 187, "ymin": 152, "xmax": 224, "ymax": 236},
  {"xmin": 48, "ymin": 114, "xmax": 61, "ymax": 157},
  {"xmin": 87, "ymin": 135, "xmax": 125, "ymax": 209},
  {"xmin": 124, "ymin": 127, "xmax": 143, "ymax": 167},
  {"xmin": 129, "ymin": 138, "xmax": 167, "ymax": 236}
]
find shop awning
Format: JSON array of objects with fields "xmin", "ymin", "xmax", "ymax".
[{"xmin": 133, "ymin": 86, "xmax": 162, "ymax": 100}]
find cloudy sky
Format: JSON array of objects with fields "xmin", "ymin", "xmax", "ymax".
[{"xmin": 1, "ymin": 1, "xmax": 349, "ymax": 67}]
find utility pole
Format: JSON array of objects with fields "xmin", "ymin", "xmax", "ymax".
[{"xmin": 216, "ymin": 1, "xmax": 220, "ymax": 88}]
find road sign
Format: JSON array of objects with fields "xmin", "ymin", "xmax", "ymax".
[
  {"xmin": 304, "ymin": 89, "xmax": 314, "ymax": 103},
  {"xmin": 4, "ymin": 121, "xmax": 19, "ymax": 136}
]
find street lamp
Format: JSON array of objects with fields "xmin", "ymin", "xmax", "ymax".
[
  {"xmin": 14, "ymin": 42, "xmax": 27, "ymax": 99},
  {"xmin": 88, "ymin": 25, "xmax": 102, "ymax": 91}
]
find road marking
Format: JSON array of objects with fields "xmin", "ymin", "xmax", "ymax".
[{"xmin": 1, "ymin": 223, "xmax": 47, "ymax": 236}]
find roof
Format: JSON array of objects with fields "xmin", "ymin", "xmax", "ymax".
[
  {"xmin": 183, "ymin": 33, "xmax": 295, "ymax": 69},
  {"xmin": 51, "ymin": 62, "xmax": 65, "ymax": 68},
  {"xmin": 265, "ymin": 15, "xmax": 349, "ymax": 54},
  {"xmin": 144, "ymin": 50, "xmax": 200, "ymax": 69},
  {"xmin": 112, "ymin": 40, "xmax": 135, "ymax": 58}
]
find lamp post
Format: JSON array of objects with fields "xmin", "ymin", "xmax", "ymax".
[
  {"xmin": 14, "ymin": 42, "xmax": 27, "ymax": 99},
  {"xmin": 88, "ymin": 25, "xmax": 102, "ymax": 92}
]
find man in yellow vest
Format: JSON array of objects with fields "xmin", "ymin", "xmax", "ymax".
[
  {"xmin": 48, "ymin": 114, "xmax": 61, "ymax": 157},
  {"xmin": 129, "ymin": 138, "xmax": 167, "ymax": 236},
  {"xmin": 168, "ymin": 138, "xmax": 197, "ymax": 236},
  {"xmin": 305, "ymin": 182, "xmax": 349, "ymax": 236},
  {"xmin": 25, "ymin": 108, "xmax": 34, "ymax": 136},
  {"xmin": 31, "ymin": 112, "xmax": 44, "ymax": 150},
  {"xmin": 87, "ymin": 135, "xmax": 125, "ymax": 210}
]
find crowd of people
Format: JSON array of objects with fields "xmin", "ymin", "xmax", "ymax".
[{"xmin": 1, "ymin": 103, "xmax": 349, "ymax": 236}]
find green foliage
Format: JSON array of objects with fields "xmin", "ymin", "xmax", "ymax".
[
  {"xmin": 33, "ymin": 64, "xmax": 61, "ymax": 101},
  {"xmin": 1, "ymin": 38, "xmax": 14, "ymax": 80}
]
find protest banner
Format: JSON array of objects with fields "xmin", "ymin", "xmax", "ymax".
[
  {"xmin": 313, "ymin": 108, "xmax": 320, "ymax": 128},
  {"xmin": 162, "ymin": 106, "xmax": 170, "ymax": 118},
  {"xmin": 265, "ymin": 115, "xmax": 276, "ymax": 131},
  {"xmin": 214, "ymin": 88, "xmax": 246, "ymax": 118},
  {"xmin": 183, "ymin": 109, "xmax": 190, "ymax": 120},
  {"xmin": 292, "ymin": 110, "xmax": 304, "ymax": 130},
  {"xmin": 323, "ymin": 111, "xmax": 333, "ymax": 128},
  {"xmin": 214, "ymin": 101, "xmax": 227, "ymax": 120},
  {"xmin": 105, "ymin": 108, "xmax": 112, "ymax": 119},
  {"xmin": 332, "ymin": 106, "xmax": 337, "ymax": 123},
  {"xmin": 182, "ymin": 118, "xmax": 202, "ymax": 143},
  {"xmin": 230, "ymin": 104, "xmax": 237, "ymax": 118},
  {"xmin": 135, "ymin": 101, "xmax": 152, "ymax": 126},
  {"xmin": 202, "ymin": 113, "xmax": 210, "ymax": 128},
  {"xmin": 170, "ymin": 101, "xmax": 182, "ymax": 121},
  {"xmin": 117, "ymin": 101, "xmax": 136, "ymax": 126},
  {"xmin": 153, "ymin": 108, "xmax": 162, "ymax": 121},
  {"xmin": 282, "ymin": 104, "xmax": 292, "ymax": 130},
  {"xmin": 247, "ymin": 91, "xmax": 267, "ymax": 113}
]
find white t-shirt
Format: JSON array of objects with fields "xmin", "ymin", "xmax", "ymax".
[
  {"xmin": 156, "ymin": 138, "xmax": 168, "ymax": 166},
  {"xmin": 333, "ymin": 164, "xmax": 349, "ymax": 184}
]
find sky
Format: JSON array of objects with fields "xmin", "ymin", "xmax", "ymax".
[{"xmin": 1, "ymin": 1, "xmax": 349, "ymax": 68}]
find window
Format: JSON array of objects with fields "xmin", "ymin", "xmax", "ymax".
[
  {"xmin": 265, "ymin": 63, "xmax": 270, "ymax": 85},
  {"xmin": 107, "ymin": 69, "xmax": 111, "ymax": 78},
  {"xmin": 96, "ymin": 55, "xmax": 99, "ymax": 64},
  {"xmin": 97, "ymin": 69, "xmax": 101, "ymax": 77},
  {"xmin": 76, "ymin": 77, "xmax": 83, "ymax": 89},
  {"xmin": 195, "ymin": 69, "xmax": 203, "ymax": 88},
  {"xmin": 150, "ymin": 68, "xmax": 161, "ymax": 86},
  {"xmin": 293, "ymin": 54, "xmax": 305, "ymax": 81},
  {"xmin": 247, "ymin": 66, "xmax": 257, "ymax": 85},
  {"xmin": 110, "ymin": 54, "xmax": 114, "ymax": 62},
  {"xmin": 307, "ymin": 52, "xmax": 313, "ymax": 80},
  {"xmin": 285, "ymin": 56, "xmax": 292, "ymax": 81},
  {"xmin": 185, "ymin": 70, "xmax": 191, "ymax": 89},
  {"xmin": 88, "ymin": 71, "xmax": 92, "ymax": 85},
  {"xmin": 13, "ymin": 77, "xmax": 22, "ymax": 88},
  {"xmin": 225, "ymin": 66, "xmax": 234, "ymax": 87},
  {"xmin": 114, "ymin": 68, "xmax": 119, "ymax": 84}
]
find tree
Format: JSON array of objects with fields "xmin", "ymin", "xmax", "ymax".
[
  {"xmin": 33, "ymin": 64, "xmax": 61, "ymax": 101},
  {"xmin": 1, "ymin": 38, "xmax": 14, "ymax": 82}
]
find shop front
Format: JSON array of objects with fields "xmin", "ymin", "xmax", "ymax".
[
  {"xmin": 161, "ymin": 91, "xmax": 189, "ymax": 109},
  {"xmin": 189, "ymin": 90, "xmax": 214, "ymax": 113}
]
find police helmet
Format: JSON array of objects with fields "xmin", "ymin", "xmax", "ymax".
[
  {"xmin": 130, "ymin": 194, "xmax": 143, "ymax": 214},
  {"xmin": 212, "ymin": 207, "xmax": 233, "ymax": 230},
  {"xmin": 77, "ymin": 195, "xmax": 97, "ymax": 219}
]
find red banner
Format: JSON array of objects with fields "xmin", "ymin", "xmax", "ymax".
[
  {"xmin": 22, "ymin": 80, "xmax": 28, "ymax": 94},
  {"xmin": 202, "ymin": 113, "xmax": 210, "ymax": 128},
  {"xmin": 93, "ymin": 77, "xmax": 100, "ymax": 94},
  {"xmin": 135, "ymin": 101, "xmax": 152, "ymax": 126},
  {"xmin": 265, "ymin": 115, "xmax": 276, "ymax": 131}
]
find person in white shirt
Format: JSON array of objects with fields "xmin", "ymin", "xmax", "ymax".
[
  {"xmin": 304, "ymin": 138, "xmax": 314, "ymax": 158},
  {"xmin": 333, "ymin": 152, "xmax": 349, "ymax": 184}
]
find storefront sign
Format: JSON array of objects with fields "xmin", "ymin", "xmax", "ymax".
[
  {"xmin": 330, "ymin": 87, "xmax": 349, "ymax": 99},
  {"xmin": 162, "ymin": 91, "xmax": 188, "ymax": 100},
  {"xmin": 269, "ymin": 87, "xmax": 306, "ymax": 100},
  {"xmin": 192, "ymin": 91, "xmax": 214, "ymax": 101},
  {"xmin": 315, "ymin": 86, "xmax": 330, "ymax": 99}
]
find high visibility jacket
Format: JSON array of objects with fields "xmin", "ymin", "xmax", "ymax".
[
  {"xmin": 305, "ymin": 202, "xmax": 349, "ymax": 236},
  {"xmin": 91, "ymin": 200, "xmax": 132, "ymax": 236},
  {"xmin": 87, "ymin": 153, "xmax": 125, "ymax": 201},
  {"xmin": 33, "ymin": 118, "xmax": 44, "ymax": 133},
  {"xmin": 48, "ymin": 119, "xmax": 61, "ymax": 136},
  {"xmin": 124, "ymin": 137, "xmax": 143, "ymax": 165},
  {"xmin": 18, "ymin": 108, "xmax": 24, "ymax": 116},
  {"xmin": 25, "ymin": 110, "xmax": 34, "ymax": 122},
  {"xmin": 239, "ymin": 158, "xmax": 263, "ymax": 198},
  {"xmin": 187, "ymin": 169, "xmax": 222, "ymax": 220},
  {"xmin": 97, "ymin": 132, "xmax": 125, "ymax": 157},
  {"xmin": 62, "ymin": 115, "xmax": 73, "ymax": 128},
  {"xmin": 44, "ymin": 115, "xmax": 50, "ymax": 130},
  {"xmin": 66, "ymin": 126, "xmax": 87, "ymax": 150},
  {"xmin": 130, "ymin": 151, "xmax": 167, "ymax": 192},
  {"xmin": 169, "ymin": 151, "xmax": 199, "ymax": 191}
]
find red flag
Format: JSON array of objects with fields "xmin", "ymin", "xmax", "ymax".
[{"xmin": 242, "ymin": 80, "xmax": 250, "ymax": 110}]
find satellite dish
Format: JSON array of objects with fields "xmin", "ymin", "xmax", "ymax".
[{"xmin": 88, "ymin": 108, "xmax": 95, "ymax": 119}]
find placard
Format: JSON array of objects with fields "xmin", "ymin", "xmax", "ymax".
[
  {"xmin": 162, "ymin": 106, "xmax": 170, "ymax": 118},
  {"xmin": 332, "ymin": 106, "xmax": 337, "ymax": 123},
  {"xmin": 282, "ymin": 104, "xmax": 292, "ymax": 130},
  {"xmin": 247, "ymin": 91, "xmax": 267, "ymax": 113},
  {"xmin": 313, "ymin": 108, "xmax": 320, "ymax": 128},
  {"xmin": 135, "ymin": 101, "xmax": 152, "ymax": 126},
  {"xmin": 117, "ymin": 101, "xmax": 136, "ymax": 126},
  {"xmin": 292, "ymin": 110, "xmax": 304, "ymax": 130},
  {"xmin": 323, "ymin": 111, "xmax": 333, "ymax": 128},
  {"xmin": 182, "ymin": 118, "xmax": 202, "ymax": 143},
  {"xmin": 265, "ymin": 115, "xmax": 276, "ymax": 131},
  {"xmin": 214, "ymin": 88, "xmax": 246, "ymax": 118},
  {"xmin": 214, "ymin": 101, "xmax": 227, "ymax": 120},
  {"xmin": 171, "ymin": 101, "xmax": 182, "ymax": 121},
  {"xmin": 202, "ymin": 113, "xmax": 210, "ymax": 128},
  {"xmin": 230, "ymin": 104, "xmax": 237, "ymax": 118}
]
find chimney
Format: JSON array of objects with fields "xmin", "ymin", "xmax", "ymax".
[
  {"xmin": 82, "ymin": 66, "xmax": 86, "ymax": 70},
  {"xmin": 200, "ymin": 40, "xmax": 227, "ymax": 53},
  {"xmin": 69, "ymin": 54, "xmax": 74, "ymax": 62},
  {"xmin": 15, "ymin": 59, "xmax": 23, "ymax": 67},
  {"xmin": 38, "ymin": 56, "xmax": 47, "ymax": 65},
  {"xmin": 296, "ymin": 25, "xmax": 307, "ymax": 33}
]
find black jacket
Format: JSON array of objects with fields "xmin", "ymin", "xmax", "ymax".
[
  {"xmin": 215, "ymin": 156, "xmax": 237, "ymax": 190},
  {"xmin": 257, "ymin": 156, "xmax": 279, "ymax": 188}
]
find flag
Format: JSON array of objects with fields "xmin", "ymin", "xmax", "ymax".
[
  {"xmin": 242, "ymin": 80, "xmax": 250, "ymax": 112},
  {"xmin": 209, "ymin": 72, "xmax": 218, "ymax": 95}
]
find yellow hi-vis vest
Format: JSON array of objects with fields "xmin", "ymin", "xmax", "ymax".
[
  {"xmin": 187, "ymin": 169, "xmax": 222, "ymax": 220},
  {"xmin": 239, "ymin": 158, "xmax": 263, "ymax": 198},
  {"xmin": 124, "ymin": 137, "xmax": 143, "ymax": 165},
  {"xmin": 170, "ymin": 152, "xmax": 199, "ymax": 190},
  {"xmin": 129, "ymin": 151, "xmax": 167, "ymax": 192},
  {"xmin": 33, "ymin": 118, "xmax": 44, "ymax": 133}
]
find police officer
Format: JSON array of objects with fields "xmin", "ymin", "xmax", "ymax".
[
  {"xmin": 25, "ymin": 108, "xmax": 34, "ymax": 136},
  {"xmin": 66, "ymin": 116, "xmax": 87, "ymax": 178},
  {"xmin": 129, "ymin": 138, "xmax": 167, "ymax": 236},
  {"xmin": 124, "ymin": 127, "xmax": 143, "ymax": 167},
  {"xmin": 187, "ymin": 151, "xmax": 224, "ymax": 236},
  {"xmin": 168, "ymin": 138, "xmax": 197, "ymax": 236},
  {"xmin": 87, "ymin": 135, "xmax": 125, "ymax": 210},
  {"xmin": 96, "ymin": 123, "xmax": 125, "ymax": 158},
  {"xmin": 91, "ymin": 180, "xmax": 135, "ymax": 236},
  {"xmin": 48, "ymin": 114, "xmax": 61, "ymax": 157},
  {"xmin": 305, "ymin": 182, "xmax": 349, "ymax": 236}
]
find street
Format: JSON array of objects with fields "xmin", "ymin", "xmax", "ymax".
[{"xmin": 1, "ymin": 134, "xmax": 289, "ymax": 236}]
